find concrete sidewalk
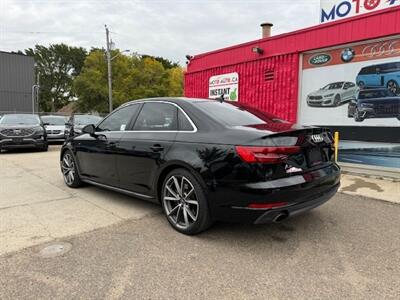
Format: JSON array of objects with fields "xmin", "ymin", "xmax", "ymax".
[
  {"xmin": 0, "ymin": 146, "xmax": 161, "ymax": 256},
  {"xmin": 339, "ymin": 174, "xmax": 399, "ymax": 205}
]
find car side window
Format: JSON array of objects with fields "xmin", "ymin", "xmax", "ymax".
[
  {"xmin": 133, "ymin": 103, "xmax": 178, "ymax": 131},
  {"xmin": 348, "ymin": 82, "xmax": 355, "ymax": 88},
  {"xmin": 178, "ymin": 109, "xmax": 194, "ymax": 131},
  {"xmin": 97, "ymin": 104, "xmax": 140, "ymax": 132}
]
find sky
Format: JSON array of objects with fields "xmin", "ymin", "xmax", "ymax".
[{"xmin": 0, "ymin": 0, "xmax": 321, "ymax": 64}]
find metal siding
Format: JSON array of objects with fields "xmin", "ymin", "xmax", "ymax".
[
  {"xmin": 0, "ymin": 52, "xmax": 35, "ymax": 113},
  {"xmin": 185, "ymin": 54, "xmax": 299, "ymax": 123},
  {"xmin": 186, "ymin": 7, "xmax": 400, "ymax": 73}
]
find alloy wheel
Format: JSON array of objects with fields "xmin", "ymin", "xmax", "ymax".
[
  {"xmin": 163, "ymin": 175, "xmax": 199, "ymax": 229},
  {"xmin": 387, "ymin": 81, "xmax": 398, "ymax": 94},
  {"xmin": 61, "ymin": 153, "xmax": 76, "ymax": 186}
]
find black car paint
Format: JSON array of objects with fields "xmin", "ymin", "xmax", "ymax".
[{"xmin": 61, "ymin": 98, "xmax": 340, "ymax": 224}]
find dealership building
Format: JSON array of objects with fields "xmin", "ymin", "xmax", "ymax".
[
  {"xmin": 185, "ymin": 6, "xmax": 400, "ymax": 171},
  {"xmin": 0, "ymin": 51, "xmax": 35, "ymax": 113}
]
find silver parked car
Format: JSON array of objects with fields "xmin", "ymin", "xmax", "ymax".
[
  {"xmin": 41, "ymin": 115, "xmax": 68, "ymax": 142},
  {"xmin": 307, "ymin": 81, "xmax": 358, "ymax": 107}
]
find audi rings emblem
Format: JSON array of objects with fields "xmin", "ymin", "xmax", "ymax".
[
  {"xmin": 311, "ymin": 134, "xmax": 324, "ymax": 143},
  {"xmin": 362, "ymin": 41, "xmax": 400, "ymax": 58}
]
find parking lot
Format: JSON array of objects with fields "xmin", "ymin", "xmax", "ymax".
[{"xmin": 1, "ymin": 146, "xmax": 400, "ymax": 299}]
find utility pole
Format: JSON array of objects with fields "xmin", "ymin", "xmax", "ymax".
[
  {"xmin": 105, "ymin": 25, "xmax": 113, "ymax": 113},
  {"xmin": 36, "ymin": 73, "xmax": 40, "ymax": 112}
]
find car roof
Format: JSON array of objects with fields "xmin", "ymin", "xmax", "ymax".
[
  {"xmin": 41, "ymin": 115, "xmax": 66, "ymax": 118},
  {"xmin": 121, "ymin": 97, "xmax": 215, "ymax": 108}
]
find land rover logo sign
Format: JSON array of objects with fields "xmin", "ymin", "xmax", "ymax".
[
  {"xmin": 309, "ymin": 54, "xmax": 331, "ymax": 66},
  {"xmin": 209, "ymin": 72, "xmax": 239, "ymax": 101}
]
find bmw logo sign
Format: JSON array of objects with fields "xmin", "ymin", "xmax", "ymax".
[{"xmin": 341, "ymin": 48, "xmax": 355, "ymax": 63}]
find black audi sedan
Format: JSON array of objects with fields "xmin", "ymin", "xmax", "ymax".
[
  {"xmin": 60, "ymin": 98, "xmax": 340, "ymax": 235},
  {"xmin": 0, "ymin": 114, "xmax": 48, "ymax": 151}
]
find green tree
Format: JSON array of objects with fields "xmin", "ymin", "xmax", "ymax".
[
  {"xmin": 74, "ymin": 51, "xmax": 184, "ymax": 113},
  {"xmin": 24, "ymin": 44, "xmax": 87, "ymax": 112},
  {"xmin": 141, "ymin": 55, "xmax": 180, "ymax": 69}
]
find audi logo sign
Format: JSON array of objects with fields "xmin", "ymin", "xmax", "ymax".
[
  {"xmin": 320, "ymin": 0, "xmax": 400, "ymax": 23},
  {"xmin": 311, "ymin": 134, "xmax": 324, "ymax": 143},
  {"xmin": 362, "ymin": 41, "xmax": 400, "ymax": 58}
]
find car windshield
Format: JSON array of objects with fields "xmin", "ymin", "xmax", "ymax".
[
  {"xmin": 195, "ymin": 101, "xmax": 288, "ymax": 126},
  {"xmin": 41, "ymin": 116, "xmax": 67, "ymax": 125},
  {"xmin": 74, "ymin": 115, "xmax": 102, "ymax": 125},
  {"xmin": 321, "ymin": 82, "xmax": 344, "ymax": 90},
  {"xmin": 359, "ymin": 90, "xmax": 395, "ymax": 99},
  {"xmin": 0, "ymin": 114, "xmax": 40, "ymax": 125}
]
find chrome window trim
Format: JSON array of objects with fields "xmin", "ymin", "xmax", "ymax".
[{"xmin": 104, "ymin": 100, "xmax": 198, "ymax": 133}]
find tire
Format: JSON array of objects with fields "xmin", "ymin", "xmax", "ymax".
[
  {"xmin": 387, "ymin": 80, "xmax": 399, "ymax": 95},
  {"xmin": 334, "ymin": 94, "xmax": 341, "ymax": 106},
  {"xmin": 161, "ymin": 168, "xmax": 213, "ymax": 235},
  {"xmin": 61, "ymin": 150, "xmax": 83, "ymax": 188},
  {"xmin": 354, "ymin": 108, "xmax": 364, "ymax": 122}
]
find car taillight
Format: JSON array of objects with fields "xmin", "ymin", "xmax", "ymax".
[{"xmin": 235, "ymin": 146, "xmax": 301, "ymax": 164}]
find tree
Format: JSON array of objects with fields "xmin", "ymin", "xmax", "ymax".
[
  {"xmin": 74, "ymin": 51, "xmax": 184, "ymax": 113},
  {"xmin": 24, "ymin": 44, "xmax": 87, "ymax": 112},
  {"xmin": 141, "ymin": 55, "xmax": 180, "ymax": 69}
]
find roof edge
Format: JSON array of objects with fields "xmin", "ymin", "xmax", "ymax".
[{"xmin": 191, "ymin": 6, "xmax": 400, "ymax": 61}]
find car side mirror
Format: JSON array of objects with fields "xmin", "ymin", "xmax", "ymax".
[{"xmin": 82, "ymin": 124, "xmax": 96, "ymax": 135}]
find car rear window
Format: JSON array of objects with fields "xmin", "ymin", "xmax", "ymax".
[
  {"xmin": 195, "ymin": 101, "xmax": 286, "ymax": 126},
  {"xmin": 74, "ymin": 115, "xmax": 103, "ymax": 125},
  {"xmin": 41, "ymin": 116, "xmax": 67, "ymax": 125}
]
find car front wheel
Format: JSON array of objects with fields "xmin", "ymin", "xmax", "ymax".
[
  {"xmin": 387, "ymin": 80, "xmax": 399, "ymax": 95},
  {"xmin": 354, "ymin": 108, "xmax": 364, "ymax": 122},
  {"xmin": 61, "ymin": 150, "xmax": 83, "ymax": 188},
  {"xmin": 161, "ymin": 169, "xmax": 213, "ymax": 235},
  {"xmin": 334, "ymin": 94, "xmax": 341, "ymax": 106}
]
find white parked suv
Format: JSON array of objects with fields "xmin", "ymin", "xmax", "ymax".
[{"xmin": 307, "ymin": 81, "xmax": 358, "ymax": 107}]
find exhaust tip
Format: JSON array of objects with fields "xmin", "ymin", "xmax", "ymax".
[{"xmin": 273, "ymin": 212, "xmax": 288, "ymax": 223}]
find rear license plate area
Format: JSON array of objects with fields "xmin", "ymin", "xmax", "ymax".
[{"xmin": 307, "ymin": 148, "xmax": 324, "ymax": 167}]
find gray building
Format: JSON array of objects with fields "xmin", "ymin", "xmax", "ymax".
[{"xmin": 0, "ymin": 51, "xmax": 35, "ymax": 113}]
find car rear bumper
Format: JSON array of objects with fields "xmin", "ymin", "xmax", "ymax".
[
  {"xmin": 0, "ymin": 138, "xmax": 47, "ymax": 149},
  {"xmin": 253, "ymin": 183, "xmax": 338, "ymax": 224},
  {"xmin": 208, "ymin": 163, "xmax": 340, "ymax": 224}
]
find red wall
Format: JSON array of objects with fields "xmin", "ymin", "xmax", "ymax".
[
  {"xmin": 184, "ymin": 7, "xmax": 400, "ymax": 123},
  {"xmin": 185, "ymin": 54, "xmax": 299, "ymax": 123}
]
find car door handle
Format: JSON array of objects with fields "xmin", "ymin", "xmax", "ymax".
[{"xmin": 150, "ymin": 144, "xmax": 164, "ymax": 152}]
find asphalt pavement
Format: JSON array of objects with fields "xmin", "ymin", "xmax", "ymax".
[{"xmin": 1, "ymin": 146, "xmax": 399, "ymax": 299}]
